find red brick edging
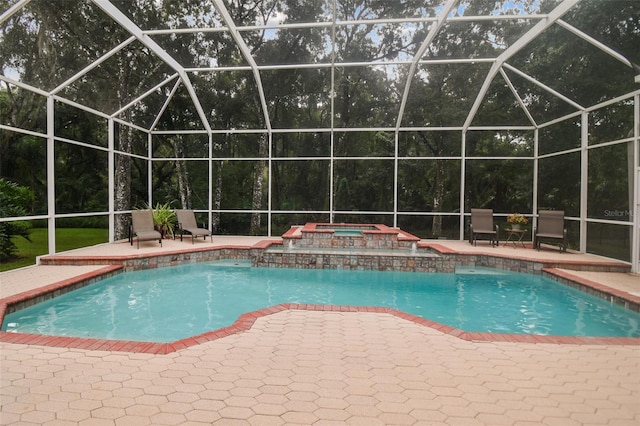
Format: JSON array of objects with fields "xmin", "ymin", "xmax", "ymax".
[{"xmin": 1, "ymin": 302, "xmax": 638, "ymax": 354}]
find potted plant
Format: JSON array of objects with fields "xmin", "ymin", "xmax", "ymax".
[
  {"xmin": 507, "ymin": 212, "xmax": 528, "ymax": 230},
  {"xmin": 146, "ymin": 202, "xmax": 176, "ymax": 239}
]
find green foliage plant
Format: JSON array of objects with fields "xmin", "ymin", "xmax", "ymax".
[
  {"xmin": 144, "ymin": 202, "xmax": 176, "ymax": 239},
  {"xmin": 0, "ymin": 179, "xmax": 33, "ymax": 260}
]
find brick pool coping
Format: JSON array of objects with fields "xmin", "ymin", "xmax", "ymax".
[{"xmin": 1, "ymin": 242, "xmax": 638, "ymax": 353}]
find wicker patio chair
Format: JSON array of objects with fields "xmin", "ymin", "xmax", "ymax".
[
  {"xmin": 130, "ymin": 210, "xmax": 162, "ymax": 249},
  {"xmin": 175, "ymin": 209, "xmax": 212, "ymax": 243},
  {"xmin": 469, "ymin": 208, "xmax": 499, "ymax": 247},
  {"xmin": 533, "ymin": 210, "xmax": 567, "ymax": 252}
]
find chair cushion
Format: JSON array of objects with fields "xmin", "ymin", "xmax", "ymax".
[
  {"xmin": 136, "ymin": 230, "xmax": 161, "ymax": 240},
  {"xmin": 536, "ymin": 232, "xmax": 563, "ymax": 239},
  {"xmin": 183, "ymin": 227, "xmax": 210, "ymax": 237}
]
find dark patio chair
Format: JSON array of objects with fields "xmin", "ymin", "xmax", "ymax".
[
  {"xmin": 533, "ymin": 210, "xmax": 567, "ymax": 252},
  {"xmin": 469, "ymin": 208, "xmax": 499, "ymax": 247},
  {"xmin": 130, "ymin": 210, "xmax": 162, "ymax": 249},
  {"xmin": 175, "ymin": 209, "xmax": 212, "ymax": 243}
]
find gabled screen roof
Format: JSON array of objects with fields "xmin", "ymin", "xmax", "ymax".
[{"xmin": 1, "ymin": 0, "xmax": 638, "ymax": 132}]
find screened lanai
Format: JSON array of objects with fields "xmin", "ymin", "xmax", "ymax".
[{"xmin": 1, "ymin": 0, "xmax": 639, "ymax": 270}]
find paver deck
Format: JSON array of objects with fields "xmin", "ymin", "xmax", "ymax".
[{"xmin": 1, "ymin": 237, "xmax": 639, "ymax": 425}]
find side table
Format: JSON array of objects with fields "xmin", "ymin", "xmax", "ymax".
[{"xmin": 503, "ymin": 228, "xmax": 527, "ymax": 248}]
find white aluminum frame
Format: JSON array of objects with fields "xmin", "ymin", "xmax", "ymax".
[{"xmin": 1, "ymin": 0, "xmax": 639, "ymax": 270}]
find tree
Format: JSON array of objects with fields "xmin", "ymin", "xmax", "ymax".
[
  {"xmin": 517, "ymin": 0, "xmax": 639, "ymax": 219},
  {"xmin": 0, "ymin": 179, "xmax": 32, "ymax": 259}
]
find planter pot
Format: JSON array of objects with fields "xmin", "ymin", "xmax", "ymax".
[
  {"xmin": 155, "ymin": 224, "xmax": 172, "ymax": 239},
  {"xmin": 511, "ymin": 224, "xmax": 521, "ymax": 230}
]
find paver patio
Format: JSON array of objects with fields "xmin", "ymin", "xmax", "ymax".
[
  {"xmin": 2, "ymin": 309, "xmax": 639, "ymax": 425},
  {"xmin": 1, "ymin": 237, "xmax": 639, "ymax": 425}
]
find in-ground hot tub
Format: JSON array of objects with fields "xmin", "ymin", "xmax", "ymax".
[{"xmin": 281, "ymin": 223, "xmax": 420, "ymax": 250}]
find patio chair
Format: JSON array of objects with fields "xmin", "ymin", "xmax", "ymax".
[
  {"xmin": 533, "ymin": 210, "xmax": 567, "ymax": 252},
  {"xmin": 175, "ymin": 209, "xmax": 212, "ymax": 243},
  {"xmin": 130, "ymin": 210, "xmax": 162, "ymax": 249},
  {"xmin": 468, "ymin": 208, "xmax": 499, "ymax": 247}
]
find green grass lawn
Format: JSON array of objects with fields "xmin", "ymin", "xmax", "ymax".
[{"xmin": 1, "ymin": 228, "xmax": 108, "ymax": 272}]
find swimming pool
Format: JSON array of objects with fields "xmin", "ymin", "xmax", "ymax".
[{"xmin": 3, "ymin": 261, "xmax": 638, "ymax": 342}]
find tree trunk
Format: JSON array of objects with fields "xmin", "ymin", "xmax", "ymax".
[
  {"xmin": 114, "ymin": 122, "xmax": 132, "ymax": 241},
  {"xmin": 250, "ymin": 133, "xmax": 268, "ymax": 235},
  {"xmin": 114, "ymin": 65, "xmax": 132, "ymax": 241},
  {"xmin": 172, "ymin": 136, "xmax": 191, "ymax": 209},
  {"xmin": 431, "ymin": 159, "xmax": 446, "ymax": 237},
  {"xmin": 212, "ymin": 160, "xmax": 223, "ymax": 233}
]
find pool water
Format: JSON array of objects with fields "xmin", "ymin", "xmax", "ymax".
[
  {"xmin": 3, "ymin": 262, "xmax": 639, "ymax": 342},
  {"xmin": 332, "ymin": 230, "xmax": 363, "ymax": 236},
  {"xmin": 316, "ymin": 225, "xmax": 377, "ymax": 231}
]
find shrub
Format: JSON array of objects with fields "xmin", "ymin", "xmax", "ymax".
[{"xmin": 0, "ymin": 179, "xmax": 33, "ymax": 260}]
